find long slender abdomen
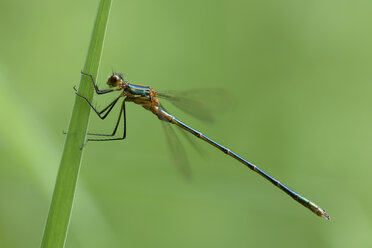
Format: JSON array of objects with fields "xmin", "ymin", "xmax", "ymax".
[{"xmin": 158, "ymin": 109, "xmax": 329, "ymax": 220}]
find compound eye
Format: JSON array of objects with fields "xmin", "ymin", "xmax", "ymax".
[{"xmin": 107, "ymin": 76, "xmax": 118, "ymax": 87}]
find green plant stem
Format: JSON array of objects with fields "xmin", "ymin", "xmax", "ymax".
[{"xmin": 40, "ymin": 0, "xmax": 112, "ymax": 247}]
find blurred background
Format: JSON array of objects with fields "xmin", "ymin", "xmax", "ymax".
[{"xmin": 1, "ymin": 0, "xmax": 371, "ymax": 247}]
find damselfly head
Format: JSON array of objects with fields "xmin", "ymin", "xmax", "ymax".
[{"xmin": 107, "ymin": 73, "xmax": 124, "ymax": 87}]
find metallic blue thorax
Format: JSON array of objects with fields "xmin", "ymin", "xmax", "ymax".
[{"xmin": 127, "ymin": 83, "xmax": 151, "ymax": 98}]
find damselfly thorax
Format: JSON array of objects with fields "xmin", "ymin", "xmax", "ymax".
[{"xmin": 111, "ymin": 75, "xmax": 162, "ymax": 116}]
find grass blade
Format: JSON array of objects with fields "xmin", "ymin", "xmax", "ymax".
[{"xmin": 40, "ymin": 0, "xmax": 112, "ymax": 247}]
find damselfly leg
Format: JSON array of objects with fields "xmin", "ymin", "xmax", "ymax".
[
  {"xmin": 76, "ymin": 72, "xmax": 127, "ymax": 148},
  {"xmin": 74, "ymin": 86, "xmax": 121, "ymax": 120},
  {"xmin": 81, "ymin": 71, "xmax": 114, "ymax": 95}
]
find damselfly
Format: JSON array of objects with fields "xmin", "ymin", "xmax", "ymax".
[{"xmin": 76, "ymin": 71, "xmax": 330, "ymax": 220}]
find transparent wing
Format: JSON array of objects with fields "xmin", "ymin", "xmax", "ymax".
[
  {"xmin": 161, "ymin": 121, "xmax": 192, "ymax": 180},
  {"xmin": 158, "ymin": 88, "xmax": 233, "ymax": 123}
]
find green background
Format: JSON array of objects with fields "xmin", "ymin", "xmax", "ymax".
[{"xmin": 1, "ymin": 0, "xmax": 371, "ymax": 247}]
